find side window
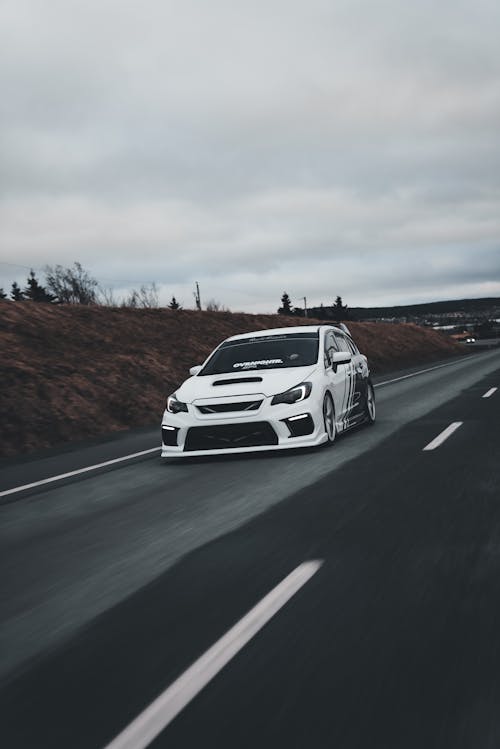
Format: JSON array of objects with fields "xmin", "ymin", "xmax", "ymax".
[
  {"xmin": 345, "ymin": 336, "xmax": 359, "ymax": 355},
  {"xmin": 335, "ymin": 332, "xmax": 358, "ymax": 356},
  {"xmin": 333, "ymin": 332, "xmax": 348, "ymax": 352},
  {"xmin": 324, "ymin": 332, "xmax": 338, "ymax": 367}
]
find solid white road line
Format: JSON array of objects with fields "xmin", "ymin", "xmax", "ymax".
[
  {"xmin": 483, "ymin": 387, "xmax": 497, "ymax": 398},
  {"xmin": 104, "ymin": 560, "xmax": 323, "ymax": 749},
  {"xmin": 0, "ymin": 447, "xmax": 160, "ymax": 499},
  {"xmin": 423, "ymin": 422, "xmax": 463, "ymax": 451},
  {"xmin": 374, "ymin": 358, "xmax": 471, "ymax": 388}
]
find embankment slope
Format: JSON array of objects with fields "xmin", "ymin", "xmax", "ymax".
[{"xmin": 0, "ymin": 302, "xmax": 463, "ymax": 456}]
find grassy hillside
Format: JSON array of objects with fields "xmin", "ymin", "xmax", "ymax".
[{"xmin": 0, "ymin": 302, "xmax": 463, "ymax": 457}]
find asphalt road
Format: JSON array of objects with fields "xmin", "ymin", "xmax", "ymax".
[{"xmin": 1, "ymin": 349, "xmax": 500, "ymax": 748}]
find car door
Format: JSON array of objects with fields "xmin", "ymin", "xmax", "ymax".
[
  {"xmin": 324, "ymin": 330, "xmax": 347, "ymax": 426},
  {"xmin": 332, "ymin": 331, "xmax": 357, "ymax": 426},
  {"xmin": 336, "ymin": 332, "xmax": 366, "ymax": 426}
]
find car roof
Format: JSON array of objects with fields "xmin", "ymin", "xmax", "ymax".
[{"xmin": 225, "ymin": 325, "xmax": 344, "ymax": 343}]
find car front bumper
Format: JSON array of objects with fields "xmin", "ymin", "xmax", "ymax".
[{"xmin": 160, "ymin": 400, "xmax": 327, "ymax": 457}]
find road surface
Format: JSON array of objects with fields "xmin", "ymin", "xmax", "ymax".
[{"xmin": 1, "ymin": 349, "xmax": 500, "ymax": 748}]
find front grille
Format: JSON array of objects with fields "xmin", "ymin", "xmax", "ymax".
[
  {"xmin": 184, "ymin": 422, "xmax": 278, "ymax": 451},
  {"xmin": 196, "ymin": 400, "xmax": 262, "ymax": 414}
]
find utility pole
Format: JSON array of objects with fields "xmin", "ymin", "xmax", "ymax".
[
  {"xmin": 194, "ymin": 282, "xmax": 201, "ymax": 311},
  {"xmin": 303, "ymin": 297, "xmax": 308, "ymax": 318}
]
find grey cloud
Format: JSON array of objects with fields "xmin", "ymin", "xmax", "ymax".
[{"xmin": 1, "ymin": 0, "xmax": 499, "ymax": 309}]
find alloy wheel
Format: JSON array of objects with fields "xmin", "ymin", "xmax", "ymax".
[
  {"xmin": 366, "ymin": 383, "xmax": 376, "ymax": 423},
  {"xmin": 323, "ymin": 393, "xmax": 336, "ymax": 443}
]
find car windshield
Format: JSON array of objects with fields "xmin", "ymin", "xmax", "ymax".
[{"xmin": 200, "ymin": 333, "xmax": 319, "ymax": 375}]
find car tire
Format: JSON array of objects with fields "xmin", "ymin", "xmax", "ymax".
[
  {"xmin": 323, "ymin": 392, "xmax": 336, "ymax": 444},
  {"xmin": 364, "ymin": 381, "xmax": 376, "ymax": 425}
]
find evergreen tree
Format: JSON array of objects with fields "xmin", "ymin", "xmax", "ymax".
[
  {"xmin": 0, "ymin": 288, "xmax": 7, "ymax": 299},
  {"xmin": 24, "ymin": 270, "xmax": 56, "ymax": 302},
  {"xmin": 278, "ymin": 292, "xmax": 293, "ymax": 316},
  {"xmin": 332, "ymin": 295, "xmax": 350, "ymax": 321},
  {"xmin": 11, "ymin": 282, "xmax": 24, "ymax": 301},
  {"xmin": 168, "ymin": 295, "xmax": 181, "ymax": 310}
]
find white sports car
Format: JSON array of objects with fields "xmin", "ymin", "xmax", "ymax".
[{"xmin": 161, "ymin": 324, "xmax": 375, "ymax": 457}]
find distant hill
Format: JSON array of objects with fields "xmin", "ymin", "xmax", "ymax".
[{"xmin": 348, "ymin": 297, "xmax": 500, "ymax": 319}]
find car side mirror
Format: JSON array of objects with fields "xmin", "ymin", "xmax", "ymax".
[
  {"xmin": 332, "ymin": 351, "xmax": 352, "ymax": 366},
  {"xmin": 189, "ymin": 365, "xmax": 202, "ymax": 376}
]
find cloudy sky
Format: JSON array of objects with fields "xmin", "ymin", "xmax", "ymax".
[{"xmin": 1, "ymin": 0, "xmax": 499, "ymax": 312}]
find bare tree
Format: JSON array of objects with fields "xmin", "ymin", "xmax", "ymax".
[
  {"xmin": 122, "ymin": 283, "xmax": 159, "ymax": 308},
  {"xmin": 121, "ymin": 290, "xmax": 140, "ymax": 308},
  {"xmin": 98, "ymin": 286, "xmax": 118, "ymax": 307},
  {"xmin": 44, "ymin": 262, "xmax": 98, "ymax": 304},
  {"xmin": 139, "ymin": 283, "xmax": 159, "ymax": 308},
  {"xmin": 205, "ymin": 298, "xmax": 230, "ymax": 312},
  {"xmin": 205, "ymin": 298, "xmax": 220, "ymax": 311}
]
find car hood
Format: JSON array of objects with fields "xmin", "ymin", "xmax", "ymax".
[{"xmin": 176, "ymin": 366, "xmax": 319, "ymax": 402}]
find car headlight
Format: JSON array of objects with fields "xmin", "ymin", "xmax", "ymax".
[
  {"xmin": 166, "ymin": 393, "xmax": 188, "ymax": 414},
  {"xmin": 271, "ymin": 382, "xmax": 312, "ymax": 405}
]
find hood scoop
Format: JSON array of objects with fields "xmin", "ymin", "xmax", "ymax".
[{"xmin": 213, "ymin": 376, "xmax": 263, "ymax": 386}]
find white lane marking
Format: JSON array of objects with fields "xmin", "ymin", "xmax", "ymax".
[
  {"xmin": 374, "ymin": 358, "xmax": 471, "ymax": 388},
  {"xmin": 0, "ymin": 447, "xmax": 160, "ymax": 498},
  {"xmin": 104, "ymin": 560, "xmax": 323, "ymax": 749},
  {"xmin": 483, "ymin": 387, "xmax": 497, "ymax": 398},
  {"xmin": 423, "ymin": 422, "xmax": 463, "ymax": 451}
]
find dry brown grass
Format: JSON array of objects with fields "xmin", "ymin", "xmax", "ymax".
[{"xmin": 0, "ymin": 301, "xmax": 463, "ymax": 456}]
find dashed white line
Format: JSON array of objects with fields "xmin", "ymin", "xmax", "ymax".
[
  {"xmin": 104, "ymin": 560, "xmax": 323, "ymax": 749},
  {"xmin": 483, "ymin": 387, "xmax": 497, "ymax": 398},
  {"xmin": 423, "ymin": 422, "xmax": 463, "ymax": 451},
  {"xmin": 0, "ymin": 447, "xmax": 160, "ymax": 499}
]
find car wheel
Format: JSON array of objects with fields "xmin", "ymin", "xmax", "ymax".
[
  {"xmin": 323, "ymin": 392, "xmax": 336, "ymax": 444},
  {"xmin": 364, "ymin": 381, "xmax": 376, "ymax": 424}
]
